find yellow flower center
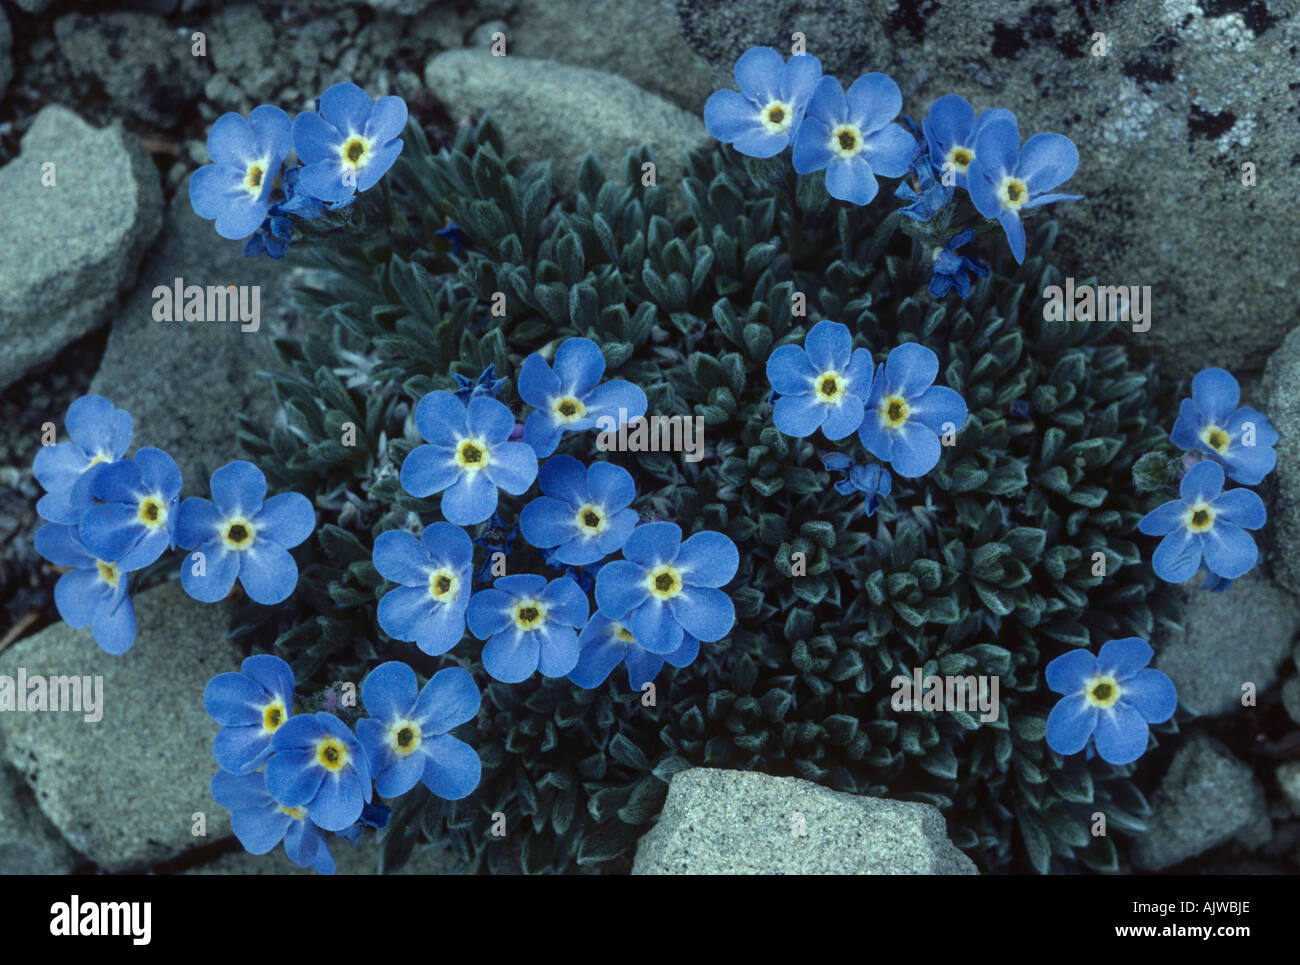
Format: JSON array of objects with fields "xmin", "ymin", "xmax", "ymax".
[
  {"xmin": 243, "ymin": 159, "xmax": 268, "ymax": 199},
  {"xmin": 512, "ymin": 599, "xmax": 548, "ymax": 630},
  {"xmin": 427, "ymin": 567, "xmax": 459, "ymax": 602},
  {"xmin": 455, "ymin": 438, "xmax": 490, "ymax": 472},
  {"xmin": 575, "ymin": 504, "xmax": 606, "ymax": 536},
  {"xmin": 388, "ymin": 719, "xmax": 422, "ymax": 758},
  {"xmin": 647, "ymin": 565, "xmax": 682, "ymax": 600},
  {"xmin": 881, "ymin": 394, "xmax": 910, "ymax": 429},
  {"xmin": 946, "ymin": 145, "xmax": 975, "ymax": 174},
  {"xmin": 315, "ymin": 737, "xmax": 349, "ymax": 772},
  {"xmin": 815, "ymin": 371, "xmax": 845, "ymax": 404},
  {"xmin": 222, "ymin": 518, "xmax": 256, "ymax": 551},
  {"xmin": 1200, "ymin": 426, "xmax": 1230, "ymax": 454},
  {"xmin": 998, "ymin": 176, "xmax": 1029, "ymax": 210},
  {"xmin": 279, "ymin": 805, "xmax": 308, "ymax": 821},
  {"xmin": 551, "ymin": 395, "xmax": 587, "ymax": 425},
  {"xmin": 1186, "ymin": 503, "xmax": 1215, "ymax": 533},
  {"xmin": 137, "ymin": 495, "xmax": 166, "ymax": 530},
  {"xmin": 96, "ymin": 560, "xmax": 120, "ymax": 588},
  {"xmin": 613, "ymin": 624, "xmax": 636, "ymax": 644},
  {"xmin": 262, "ymin": 700, "xmax": 286, "ymax": 734},
  {"xmin": 1084, "ymin": 675, "xmax": 1121, "ymax": 709},
  {"xmin": 760, "ymin": 99, "xmax": 794, "ymax": 134},
  {"xmin": 339, "ymin": 135, "xmax": 373, "ymax": 170},
  {"xmin": 830, "ymin": 124, "xmax": 863, "ymax": 159}
]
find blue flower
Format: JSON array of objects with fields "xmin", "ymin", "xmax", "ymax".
[
  {"xmin": 894, "ymin": 156, "xmax": 953, "ymax": 221},
  {"xmin": 518, "ymin": 337, "xmax": 647, "ymax": 458},
  {"xmin": 1044, "ymin": 638, "xmax": 1177, "ymax": 765},
  {"xmin": 967, "ymin": 115, "xmax": 1083, "ymax": 263},
  {"xmin": 175, "ymin": 461, "xmax": 316, "ymax": 604},
  {"xmin": 210, "ymin": 770, "xmax": 336, "ymax": 874},
  {"xmin": 792, "ymin": 73, "xmax": 917, "ymax": 205},
  {"xmin": 273, "ymin": 165, "xmax": 325, "ymax": 220},
  {"xmin": 1138, "ymin": 459, "xmax": 1266, "ymax": 583},
  {"xmin": 858, "ymin": 343, "xmax": 967, "ymax": 477},
  {"xmin": 569, "ymin": 613, "xmax": 700, "ymax": 691},
  {"xmin": 519, "ymin": 456, "xmax": 638, "ymax": 566},
  {"xmin": 821, "ymin": 453, "xmax": 892, "ymax": 517},
  {"xmin": 34, "ymin": 523, "xmax": 144, "ymax": 654},
  {"xmin": 77, "ymin": 447, "xmax": 182, "ymax": 570},
  {"xmin": 928, "ymin": 229, "xmax": 989, "ymax": 299},
  {"xmin": 453, "ymin": 363, "xmax": 505, "ymax": 404},
  {"xmin": 32, "ymin": 394, "xmax": 132, "ymax": 525},
  {"xmin": 373, "ymin": 522, "xmax": 472, "ymax": 655},
  {"xmin": 265, "ymin": 712, "xmax": 372, "ymax": 832},
  {"xmin": 1169, "ymin": 367, "xmax": 1278, "ymax": 486},
  {"xmin": 242, "ymin": 213, "xmax": 291, "ymax": 259},
  {"xmin": 703, "ymin": 46, "xmax": 823, "ymax": 157},
  {"xmin": 356, "ymin": 662, "xmax": 481, "ymax": 800},
  {"xmin": 466, "ymin": 574, "xmax": 590, "ymax": 683},
  {"xmin": 435, "ymin": 220, "xmax": 469, "ymax": 255},
  {"xmin": 921, "ymin": 94, "xmax": 1015, "ymax": 190},
  {"xmin": 292, "ymin": 82, "xmax": 406, "ymax": 206},
  {"xmin": 203, "ymin": 654, "xmax": 296, "ymax": 773},
  {"xmin": 472, "ymin": 512, "xmax": 516, "ymax": 582},
  {"xmin": 595, "ymin": 523, "xmax": 738, "ymax": 655},
  {"xmin": 189, "ymin": 105, "xmax": 292, "ymax": 240},
  {"xmin": 338, "ymin": 801, "xmax": 392, "ymax": 846},
  {"xmin": 400, "ymin": 392, "xmax": 538, "ymax": 526},
  {"xmin": 766, "ymin": 320, "xmax": 873, "ymax": 440}
]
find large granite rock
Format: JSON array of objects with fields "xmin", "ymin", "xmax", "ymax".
[
  {"xmin": 1132, "ymin": 735, "xmax": 1269, "ymax": 870},
  {"xmin": 424, "ymin": 49, "xmax": 710, "ymax": 198},
  {"xmin": 508, "ymin": 0, "xmax": 720, "ymax": 111},
  {"xmin": 89, "ymin": 192, "xmax": 295, "ymax": 489},
  {"xmin": 1262, "ymin": 325, "xmax": 1300, "ymax": 596},
  {"xmin": 632, "ymin": 767, "xmax": 977, "ymax": 874},
  {"xmin": 1155, "ymin": 571, "xmax": 1300, "ymax": 717},
  {"xmin": 0, "ymin": 582, "xmax": 242, "ymax": 871},
  {"xmin": 54, "ymin": 11, "xmax": 209, "ymax": 128},
  {"xmin": 0, "ymin": 106, "xmax": 162, "ymax": 391},
  {"xmin": 0, "ymin": 761, "xmax": 81, "ymax": 874},
  {"xmin": 673, "ymin": 0, "xmax": 1300, "ymax": 378}
]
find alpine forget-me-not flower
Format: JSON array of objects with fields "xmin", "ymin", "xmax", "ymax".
[
  {"xmin": 1044, "ymin": 638, "xmax": 1177, "ymax": 765},
  {"xmin": 203, "ymin": 653, "xmax": 296, "ymax": 774},
  {"xmin": 519, "ymin": 456, "xmax": 638, "ymax": 566},
  {"xmin": 1169, "ymin": 367, "xmax": 1278, "ymax": 486},
  {"xmin": 34, "ymin": 523, "xmax": 145, "ymax": 655},
  {"xmin": 189, "ymin": 105, "xmax": 293, "ymax": 240},
  {"xmin": 704, "ymin": 46, "xmax": 823, "ymax": 157},
  {"xmin": 518, "ymin": 338, "xmax": 647, "ymax": 458},
  {"xmin": 33, "ymin": 394, "xmax": 132, "ymax": 525},
  {"xmin": 78, "ymin": 447, "xmax": 182, "ymax": 570},
  {"xmin": 466, "ymin": 574, "xmax": 590, "ymax": 683},
  {"xmin": 766, "ymin": 320, "xmax": 872, "ymax": 440},
  {"xmin": 265, "ymin": 712, "xmax": 372, "ymax": 832},
  {"xmin": 373, "ymin": 522, "xmax": 473, "ymax": 656},
  {"xmin": 568, "ymin": 613, "xmax": 700, "ymax": 691},
  {"xmin": 292, "ymin": 81, "xmax": 406, "ymax": 206},
  {"xmin": 858, "ymin": 342, "xmax": 967, "ymax": 477},
  {"xmin": 1138, "ymin": 459, "xmax": 1266, "ymax": 583},
  {"xmin": 211, "ymin": 770, "xmax": 336, "ymax": 874}
]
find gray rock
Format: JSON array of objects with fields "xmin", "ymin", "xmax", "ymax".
[
  {"xmin": 54, "ymin": 12, "xmax": 209, "ymax": 128},
  {"xmin": 363, "ymin": 0, "xmax": 436, "ymax": 13},
  {"xmin": 468, "ymin": 19, "xmax": 508, "ymax": 49},
  {"xmin": 0, "ymin": 581, "xmax": 241, "ymax": 871},
  {"xmin": 202, "ymin": 6, "xmax": 278, "ymax": 106},
  {"xmin": 1263, "ymin": 326, "xmax": 1300, "ymax": 596},
  {"xmin": 12, "ymin": 0, "xmax": 53, "ymax": 13},
  {"xmin": 1155, "ymin": 571, "xmax": 1300, "ymax": 717},
  {"xmin": 424, "ymin": 49, "xmax": 709, "ymax": 198},
  {"xmin": 632, "ymin": 767, "xmax": 977, "ymax": 874},
  {"xmin": 1283, "ymin": 677, "xmax": 1300, "ymax": 727},
  {"xmin": 674, "ymin": 0, "xmax": 1300, "ymax": 378},
  {"xmin": 0, "ymin": 106, "xmax": 163, "ymax": 392},
  {"xmin": 510, "ymin": 0, "xmax": 721, "ymax": 111},
  {"xmin": 184, "ymin": 840, "xmax": 462, "ymax": 875},
  {"xmin": 1278, "ymin": 762, "xmax": 1300, "ymax": 817},
  {"xmin": 0, "ymin": 8, "xmax": 12, "ymax": 102},
  {"xmin": 89, "ymin": 192, "xmax": 294, "ymax": 490},
  {"xmin": 0, "ymin": 762, "xmax": 81, "ymax": 874},
  {"xmin": 1133, "ymin": 735, "xmax": 1268, "ymax": 871}
]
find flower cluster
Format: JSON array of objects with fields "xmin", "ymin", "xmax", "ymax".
[
  {"xmin": 205, "ymin": 655, "xmax": 478, "ymax": 873},
  {"xmin": 765, "ymin": 321, "xmax": 966, "ymax": 519},
  {"xmin": 31, "ymin": 396, "xmax": 315, "ymax": 654},
  {"xmin": 380, "ymin": 338, "xmax": 739, "ymax": 691},
  {"xmin": 1139, "ymin": 368, "xmax": 1275, "ymax": 589},
  {"xmin": 190, "ymin": 81, "xmax": 406, "ymax": 258},
  {"xmin": 704, "ymin": 48, "xmax": 1082, "ymax": 293}
]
